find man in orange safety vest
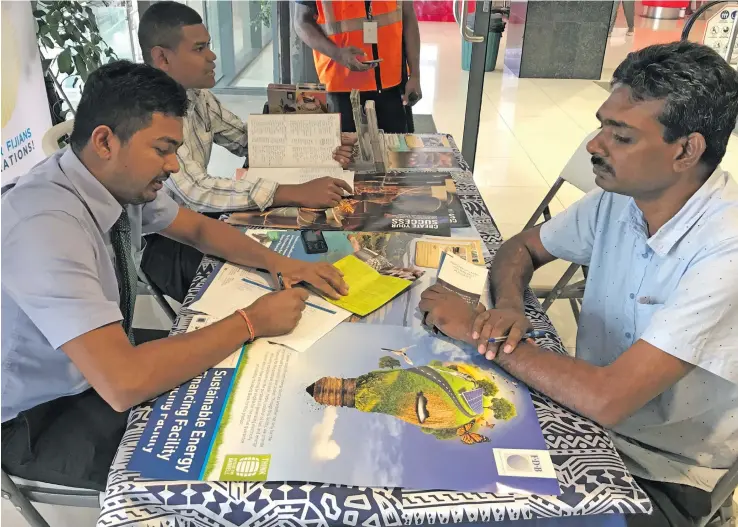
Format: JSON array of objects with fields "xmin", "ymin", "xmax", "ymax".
[{"xmin": 294, "ymin": 1, "xmax": 421, "ymax": 134}]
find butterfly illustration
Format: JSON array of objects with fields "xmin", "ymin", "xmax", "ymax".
[{"xmin": 456, "ymin": 422, "xmax": 490, "ymax": 445}]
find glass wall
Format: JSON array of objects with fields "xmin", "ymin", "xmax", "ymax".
[
  {"xmin": 45, "ymin": 0, "xmax": 278, "ymax": 115},
  {"xmin": 208, "ymin": 0, "xmax": 276, "ymax": 91}
]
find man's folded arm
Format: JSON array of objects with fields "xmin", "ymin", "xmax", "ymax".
[{"xmin": 490, "ymin": 236, "xmax": 738, "ymax": 427}]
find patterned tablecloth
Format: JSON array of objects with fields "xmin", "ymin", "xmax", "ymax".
[{"xmin": 98, "ymin": 142, "xmax": 652, "ymax": 527}]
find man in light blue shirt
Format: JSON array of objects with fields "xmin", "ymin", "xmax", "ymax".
[
  {"xmin": 1, "ymin": 61, "xmax": 348, "ymax": 490},
  {"xmin": 420, "ymin": 42, "xmax": 738, "ymax": 526}
]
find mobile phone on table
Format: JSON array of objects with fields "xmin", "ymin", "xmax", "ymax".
[{"xmin": 301, "ymin": 230, "xmax": 329, "ymax": 254}]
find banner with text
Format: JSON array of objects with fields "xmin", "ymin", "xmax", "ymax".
[{"xmin": 2, "ymin": 1, "xmax": 53, "ymax": 186}]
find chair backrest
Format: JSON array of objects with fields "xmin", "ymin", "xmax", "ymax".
[
  {"xmin": 41, "ymin": 119, "xmax": 75, "ymax": 156},
  {"xmin": 1, "ymin": 468, "xmax": 99, "ymax": 527},
  {"xmin": 558, "ymin": 130, "xmax": 599, "ymax": 194}
]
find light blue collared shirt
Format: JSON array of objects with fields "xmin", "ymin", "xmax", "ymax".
[
  {"xmin": 1, "ymin": 148, "xmax": 179, "ymax": 422},
  {"xmin": 540, "ymin": 167, "xmax": 738, "ymax": 491}
]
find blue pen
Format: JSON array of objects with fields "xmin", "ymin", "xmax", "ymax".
[
  {"xmin": 488, "ymin": 329, "xmax": 546, "ymax": 344},
  {"xmin": 241, "ymin": 277, "xmax": 337, "ymax": 315}
]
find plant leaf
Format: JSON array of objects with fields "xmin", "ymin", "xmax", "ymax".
[
  {"xmin": 74, "ymin": 53, "xmax": 89, "ymax": 82},
  {"xmin": 57, "ymin": 49, "xmax": 74, "ymax": 75}
]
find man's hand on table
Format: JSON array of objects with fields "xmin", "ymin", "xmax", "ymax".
[
  {"xmin": 273, "ymin": 177, "xmax": 353, "ymax": 209},
  {"xmin": 244, "ymin": 288, "xmax": 309, "ymax": 337},
  {"xmin": 418, "ymin": 284, "xmax": 484, "ymax": 342},
  {"xmin": 419, "ymin": 284, "xmax": 533, "ymax": 360},
  {"xmin": 333, "ymin": 133, "xmax": 358, "ymax": 167},
  {"xmin": 472, "ymin": 307, "xmax": 533, "ymax": 360},
  {"xmin": 268, "ymin": 257, "xmax": 349, "ymax": 300}
]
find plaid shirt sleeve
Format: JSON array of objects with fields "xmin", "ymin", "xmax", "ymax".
[{"xmin": 166, "ymin": 90, "xmax": 278, "ymax": 213}]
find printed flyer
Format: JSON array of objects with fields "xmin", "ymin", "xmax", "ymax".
[
  {"xmin": 129, "ymin": 324, "xmax": 561, "ymax": 496},
  {"xmin": 227, "ymin": 172, "xmax": 454, "ymax": 236}
]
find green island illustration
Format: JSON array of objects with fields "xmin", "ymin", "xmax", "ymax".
[{"xmin": 307, "ymin": 351, "xmax": 517, "ymax": 445}]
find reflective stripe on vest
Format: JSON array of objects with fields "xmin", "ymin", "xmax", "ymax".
[
  {"xmin": 319, "ymin": 3, "xmax": 403, "ymax": 36},
  {"xmin": 314, "ymin": 1, "xmax": 403, "ymax": 92}
]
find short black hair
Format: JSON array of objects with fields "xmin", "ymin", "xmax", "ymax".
[
  {"xmin": 138, "ymin": 1, "xmax": 203, "ymax": 65},
  {"xmin": 612, "ymin": 41, "xmax": 738, "ymax": 171},
  {"xmin": 69, "ymin": 61, "xmax": 188, "ymax": 152}
]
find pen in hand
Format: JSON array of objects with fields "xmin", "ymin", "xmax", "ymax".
[
  {"xmin": 276, "ymin": 272, "xmax": 286, "ymax": 291},
  {"xmin": 488, "ymin": 329, "xmax": 546, "ymax": 343}
]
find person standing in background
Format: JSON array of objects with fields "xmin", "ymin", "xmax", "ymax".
[
  {"xmin": 610, "ymin": 0, "xmax": 635, "ymax": 36},
  {"xmin": 294, "ymin": 1, "xmax": 422, "ymax": 134},
  {"xmin": 136, "ymin": 1, "xmax": 355, "ymax": 303}
]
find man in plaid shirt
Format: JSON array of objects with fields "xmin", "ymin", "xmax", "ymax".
[{"xmin": 137, "ymin": 1, "xmax": 356, "ymax": 302}]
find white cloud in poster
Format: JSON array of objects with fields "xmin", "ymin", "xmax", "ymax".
[{"xmin": 311, "ymin": 407, "xmax": 341, "ymax": 461}]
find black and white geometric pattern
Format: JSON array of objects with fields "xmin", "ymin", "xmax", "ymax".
[{"xmin": 98, "ymin": 138, "xmax": 651, "ymax": 526}]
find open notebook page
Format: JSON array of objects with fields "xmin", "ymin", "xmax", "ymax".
[{"xmin": 247, "ymin": 113, "xmax": 342, "ymax": 168}]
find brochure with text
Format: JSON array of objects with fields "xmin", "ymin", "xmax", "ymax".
[{"xmin": 128, "ymin": 324, "xmax": 560, "ymax": 496}]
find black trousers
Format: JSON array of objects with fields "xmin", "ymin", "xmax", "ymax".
[
  {"xmin": 328, "ymin": 85, "xmax": 408, "ymax": 134},
  {"xmin": 1, "ymin": 332, "xmax": 166, "ymax": 490},
  {"xmin": 626, "ymin": 476, "xmax": 729, "ymax": 527},
  {"xmin": 141, "ymin": 233, "xmax": 206, "ymax": 304},
  {"xmin": 1, "ymin": 390, "xmax": 128, "ymax": 491}
]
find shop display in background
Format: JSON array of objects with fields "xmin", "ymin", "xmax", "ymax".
[{"xmin": 267, "ymin": 84, "xmax": 330, "ymax": 114}]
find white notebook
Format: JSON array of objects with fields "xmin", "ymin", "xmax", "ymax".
[{"xmin": 247, "ymin": 113, "xmax": 342, "ymax": 168}]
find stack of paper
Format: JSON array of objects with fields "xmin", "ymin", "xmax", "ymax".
[{"xmin": 189, "ymin": 263, "xmax": 350, "ymax": 352}]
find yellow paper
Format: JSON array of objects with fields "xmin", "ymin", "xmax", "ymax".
[{"xmin": 327, "ymin": 255, "xmax": 412, "ymax": 316}]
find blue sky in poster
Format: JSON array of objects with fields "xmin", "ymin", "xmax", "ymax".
[{"xmin": 262, "ymin": 323, "xmax": 559, "ymax": 495}]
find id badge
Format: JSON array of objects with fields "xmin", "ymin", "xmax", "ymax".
[{"xmin": 363, "ymin": 21, "xmax": 378, "ymax": 44}]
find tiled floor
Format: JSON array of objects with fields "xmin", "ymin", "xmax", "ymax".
[{"xmin": 6, "ymin": 10, "xmax": 738, "ymax": 527}]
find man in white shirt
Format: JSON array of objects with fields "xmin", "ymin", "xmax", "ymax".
[
  {"xmin": 137, "ymin": 1, "xmax": 356, "ymax": 301},
  {"xmin": 419, "ymin": 42, "xmax": 738, "ymax": 526}
]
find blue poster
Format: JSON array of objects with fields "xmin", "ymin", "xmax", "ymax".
[{"xmin": 129, "ymin": 324, "xmax": 560, "ymax": 496}]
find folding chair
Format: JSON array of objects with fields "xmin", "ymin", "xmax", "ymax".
[
  {"xmin": 1, "ymin": 469, "xmax": 100, "ymax": 527},
  {"xmin": 524, "ymin": 131, "xmax": 598, "ymax": 323},
  {"xmin": 696, "ymin": 458, "xmax": 738, "ymax": 527},
  {"xmin": 40, "ymin": 119, "xmax": 75, "ymax": 156}
]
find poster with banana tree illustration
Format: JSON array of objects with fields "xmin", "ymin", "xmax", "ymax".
[{"xmin": 129, "ymin": 324, "xmax": 560, "ymax": 496}]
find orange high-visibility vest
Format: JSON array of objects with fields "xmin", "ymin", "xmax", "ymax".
[{"xmin": 314, "ymin": 1, "xmax": 403, "ymax": 93}]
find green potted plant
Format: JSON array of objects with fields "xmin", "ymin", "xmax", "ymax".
[{"xmin": 34, "ymin": 1, "xmax": 118, "ymax": 124}]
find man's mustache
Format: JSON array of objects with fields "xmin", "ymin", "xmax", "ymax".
[
  {"xmin": 591, "ymin": 155, "xmax": 614, "ymax": 175},
  {"xmin": 152, "ymin": 174, "xmax": 170, "ymax": 184}
]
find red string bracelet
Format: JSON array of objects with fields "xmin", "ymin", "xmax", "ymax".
[{"xmin": 236, "ymin": 309, "xmax": 255, "ymax": 343}]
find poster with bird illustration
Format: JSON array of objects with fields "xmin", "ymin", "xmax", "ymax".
[{"xmin": 129, "ymin": 324, "xmax": 560, "ymax": 496}]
